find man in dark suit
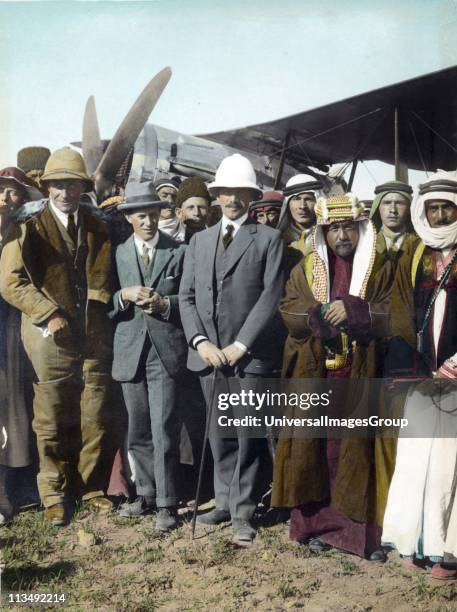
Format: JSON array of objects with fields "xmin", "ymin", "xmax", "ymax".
[
  {"xmin": 110, "ymin": 182, "xmax": 187, "ymax": 532},
  {"xmin": 179, "ymin": 154, "xmax": 284, "ymax": 544}
]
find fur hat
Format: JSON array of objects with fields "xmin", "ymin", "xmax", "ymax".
[{"xmin": 176, "ymin": 177, "xmax": 211, "ymax": 208}]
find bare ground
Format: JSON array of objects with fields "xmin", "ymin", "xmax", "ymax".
[{"xmin": 1, "ymin": 502, "xmax": 457, "ymax": 611}]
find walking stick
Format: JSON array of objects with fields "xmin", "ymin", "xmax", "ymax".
[{"xmin": 191, "ymin": 367, "xmax": 218, "ymax": 539}]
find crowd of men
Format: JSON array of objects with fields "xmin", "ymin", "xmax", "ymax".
[{"xmin": 0, "ymin": 145, "xmax": 456, "ymax": 579}]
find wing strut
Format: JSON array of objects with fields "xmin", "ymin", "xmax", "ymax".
[
  {"xmin": 348, "ymin": 160, "xmax": 358, "ymax": 191},
  {"xmin": 274, "ymin": 131, "xmax": 291, "ymax": 189},
  {"xmin": 394, "ymin": 107, "xmax": 409, "ymax": 183}
]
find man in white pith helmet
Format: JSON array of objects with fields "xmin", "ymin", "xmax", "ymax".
[{"xmin": 179, "ymin": 153, "xmax": 284, "ymax": 545}]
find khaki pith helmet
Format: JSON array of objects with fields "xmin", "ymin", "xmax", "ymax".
[{"xmin": 41, "ymin": 147, "xmax": 93, "ymax": 188}]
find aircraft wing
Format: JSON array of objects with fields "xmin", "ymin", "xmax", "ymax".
[{"xmin": 199, "ymin": 66, "xmax": 457, "ymax": 172}]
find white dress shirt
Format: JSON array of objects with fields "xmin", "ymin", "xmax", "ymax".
[
  {"xmin": 221, "ymin": 212, "xmax": 248, "ymax": 238},
  {"xmin": 133, "ymin": 232, "xmax": 159, "ymax": 262},
  {"xmin": 49, "ymin": 199, "xmax": 79, "ymax": 229}
]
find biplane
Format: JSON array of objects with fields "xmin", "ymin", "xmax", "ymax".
[{"xmin": 79, "ymin": 65, "xmax": 457, "ymax": 200}]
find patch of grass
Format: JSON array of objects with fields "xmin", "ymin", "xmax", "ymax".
[
  {"xmin": 2, "ymin": 511, "xmax": 59, "ymax": 565},
  {"xmin": 229, "ymin": 577, "xmax": 251, "ymax": 599},
  {"xmin": 2, "ymin": 561, "xmax": 76, "ymax": 592},
  {"xmin": 338, "ymin": 557, "xmax": 362, "ymax": 576},
  {"xmin": 256, "ymin": 525, "xmax": 282, "ymax": 547},
  {"xmin": 415, "ymin": 574, "xmax": 432, "ymax": 602},
  {"xmin": 436, "ymin": 583, "xmax": 457, "ymax": 601},
  {"xmin": 291, "ymin": 542, "xmax": 312, "ymax": 559},
  {"xmin": 277, "ymin": 578, "xmax": 301, "ymax": 599},
  {"xmin": 146, "ymin": 573, "xmax": 173, "ymax": 591},
  {"xmin": 276, "ymin": 576, "xmax": 321, "ymax": 602},
  {"xmin": 209, "ymin": 536, "xmax": 237, "ymax": 566},
  {"xmin": 142, "ymin": 545, "xmax": 165, "ymax": 563}
]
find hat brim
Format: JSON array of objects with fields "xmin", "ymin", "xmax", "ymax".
[
  {"xmin": 208, "ymin": 182, "xmax": 262, "ymax": 199},
  {"xmin": 0, "ymin": 175, "xmax": 43, "ymax": 202},
  {"xmin": 117, "ymin": 200, "xmax": 164, "ymax": 212},
  {"xmin": 40, "ymin": 170, "xmax": 93, "ymax": 190}
]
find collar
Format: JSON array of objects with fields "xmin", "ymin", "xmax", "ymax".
[
  {"xmin": 221, "ymin": 212, "xmax": 248, "ymax": 236},
  {"xmin": 133, "ymin": 231, "xmax": 159, "ymax": 252},
  {"xmin": 49, "ymin": 198, "xmax": 79, "ymax": 228}
]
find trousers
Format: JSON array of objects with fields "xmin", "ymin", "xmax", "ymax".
[
  {"xmin": 121, "ymin": 338, "xmax": 181, "ymax": 507},
  {"xmin": 22, "ymin": 315, "xmax": 114, "ymax": 508},
  {"xmin": 200, "ymin": 370, "xmax": 269, "ymax": 520}
]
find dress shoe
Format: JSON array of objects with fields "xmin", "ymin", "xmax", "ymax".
[
  {"xmin": 44, "ymin": 503, "xmax": 67, "ymax": 527},
  {"xmin": 308, "ymin": 538, "xmax": 331, "ymax": 553},
  {"xmin": 367, "ymin": 549, "xmax": 387, "ymax": 562},
  {"xmin": 430, "ymin": 563, "xmax": 457, "ymax": 580},
  {"xmin": 118, "ymin": 496, "xmax": 156, "ymax": 518},
  {"xmin": 196, "ymin": 508, "xmax": 231, "ymax": 525},
  {"xmin": 155, "ymin": 507, "xmax": 178, "ymax": 532},
  {"xmin": 86, "ymin": 496, "xmax": 113, "ymax": 514},
  {"xmin": 232, "ymin": 518, "xmax": 256, "ymax": 544}
]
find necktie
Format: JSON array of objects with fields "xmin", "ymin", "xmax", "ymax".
[
  {"xmin": 142, "ymin": 243, "xmax": 150, "ymax": 267},
  {"xmin": 223, "ymin": 224, "xmax": 234, "ymax": 249},
  {"xmin": 67, "ymin": 213, "xmax": 77, "ymax": 244}
]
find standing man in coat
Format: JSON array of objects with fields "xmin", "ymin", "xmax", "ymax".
[
  {"xmin": 110, "ymin": 182, "xmax": 187, "ymax": 531},
  {"xmin": 179, "ymin": 153, "xmax": 284, "ymax": 544},
  {"xmin": 0, "ymin": 147, "xmax": 114, "ymax": 526},
  {"xmin": 382, "ymin": 171, "xmax": 457, "ymax": 579}
]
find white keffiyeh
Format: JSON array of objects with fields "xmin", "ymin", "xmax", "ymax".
[{"xmin": 412, "ymin": 171, "xmax": 457, "ymax": 249}]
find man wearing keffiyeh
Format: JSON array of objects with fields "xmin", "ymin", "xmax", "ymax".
[
  {"xmin": 272, "ymin": 193, "xmax": 394, "ymax": 561},
  {"xmin": 382, "ymin": 171, "xmax": 457, "ymax": 580}
]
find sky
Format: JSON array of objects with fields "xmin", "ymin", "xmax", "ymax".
[{"xmin": 1, "ymin": 0, "xmax": 457, "ymax": 196}]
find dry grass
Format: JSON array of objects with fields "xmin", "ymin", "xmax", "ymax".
[{"xmin": 1, "ymin": 506, "xmax": 457, "ymax": 611}]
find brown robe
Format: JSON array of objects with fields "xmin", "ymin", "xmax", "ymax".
[
  {"xmin": 372, "ymin": 231, "xmax": 420, "ymax": 525},
  {"xmin": 271, "ymin": 247, "xmax": 394, "ymax": 524}
]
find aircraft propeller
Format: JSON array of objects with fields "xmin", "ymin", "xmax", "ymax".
[{"xmin": 83, "ymin": 66, "xmax": 172, "ymax": 200}]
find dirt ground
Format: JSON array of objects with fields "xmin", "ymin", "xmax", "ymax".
[{"xmin": 1, "ymin": 501, "xmax": 457, "ymax": 611}]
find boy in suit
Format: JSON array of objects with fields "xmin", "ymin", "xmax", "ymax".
[{"xmin": 110, "ymin": 182, "xmax": 187, "ymax": 532}]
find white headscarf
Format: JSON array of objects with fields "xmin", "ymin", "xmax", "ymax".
[
  {"xmin": 158, "ymin": 217, "xmax": 185, "ymax": 242},
  {"xmin": 412, "ymin": 171, "xmax": 457, "ymax": 249}
]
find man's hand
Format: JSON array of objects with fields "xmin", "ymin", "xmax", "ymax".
[
  {"xmin": 121, "ymin": 286, "xmax": 153, "ymax": 306},
  {"xmin": 222, "ymin": 343, "xmax": 246, "ymax": 367},
  {"xmin": 197, "ymin": 341, "xmax": 228, "ymax": 368},
  {"xmin": 46, "ymin": 313, "xmax": 70, "ymax": 338},
  {"xmin": 142, "ymin": 292, "xmax": 168, "ymax": 316},
  {"xmin": 323, "ymin": 300, "xmax": 347, "ymax": 327}
]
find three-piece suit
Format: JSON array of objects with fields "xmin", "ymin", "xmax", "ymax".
[
  {"xmin": 179, "ymin": 217, "xmax": 284, "ymax": 519},
  {"xmin": 110, "ymin": 230, "xmax": 187, "ymax": 507}
]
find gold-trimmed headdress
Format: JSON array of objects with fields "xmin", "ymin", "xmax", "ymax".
[{"xmin": 315, "ymin": 193, "xmax": 365, "ymax": 225}]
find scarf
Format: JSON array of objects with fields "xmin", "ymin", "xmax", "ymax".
[
  {"xmin": 412, "ymin": 192, "xmax": 457, "ymax": 250},
  {"xmin": 158, "ymin": 216, "xmax": 185, "ymax": 242}
]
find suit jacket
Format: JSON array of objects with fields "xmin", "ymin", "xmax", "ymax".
[
  {"xmin": 110, "ymin": 230, "xmax": 187, "ymax": 381},
  {"xmin": 0, "ymin": 201, "xmax": 112, "ymax": 335},
  {"xmin": 179, "ymin": 218, "xmax": 284, "ymax": 373}
]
